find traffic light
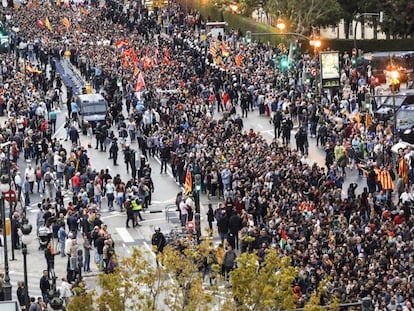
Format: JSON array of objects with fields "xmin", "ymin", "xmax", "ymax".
[
  {"xmin": 280, "ymin": 55, "xmax": 288, "ymax": 69},
  {"xmin": 351, "ymin": 56, "xmax": 357, "ymax": 66},
  {"xmin": 77, "ymin": 249, "xmax": 83, "ymax": 270},
  {"xmin": 361, "ymin": 297, "xmax": 373, "ymax": 311},
  {"xmin": 246, "ymin": 31, "xmax": 251, "ymax": 43},
  {"xmin": 194, "ymin": 174, "xmax": 202, "ymax": 192}
]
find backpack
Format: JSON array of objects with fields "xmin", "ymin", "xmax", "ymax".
[{"xmin": 44, "ymin": 172, "xmax": 52, "ymax": 183}]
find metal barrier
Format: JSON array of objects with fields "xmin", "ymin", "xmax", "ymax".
[{"xmin": 165, "ymin": 204, "xmax": 178, "ymax": 223}]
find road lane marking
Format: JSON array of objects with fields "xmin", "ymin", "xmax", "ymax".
[{"xmin": 116, "ymin": 227, "xmax": 135, "ymax": 243}]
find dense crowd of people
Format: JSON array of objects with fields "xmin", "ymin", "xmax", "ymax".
[{"xmin": 0, "ymin": 0, "xmax": 413, "ymax": 310}]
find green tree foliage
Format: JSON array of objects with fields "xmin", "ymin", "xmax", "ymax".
[
  {"xmin": 223, "ymin": 248, "xmax": 298, "ymax": 311},
  {"xmin": 67, "ymin": 244, "xmax": 339, "ymax": 311},
  {"xmin": 380, "ymin": 0, "xmax": 414, "ymax": 38},
  {"xmin": 265, "ymin": 0, "xmax": 342, "ymax": 35}
]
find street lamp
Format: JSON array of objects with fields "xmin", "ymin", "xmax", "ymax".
[
  {"xmin": 390, "ymin": 70, "xmax": 400, "ymax": 142},
  {"xmin": 0, "ymin": 175, "xmax": 11, "ymax": 300},
  {"xmin": 17, "ymin": 41, "xmax": 27, "ymax": 104},
  {"xmin": 20, "ymin": 219, "xmax": 32, "ymax": 311},
  {"xmin": 229, "ymin": 4, "xmax": 238, "ymax": 14},
  {"xmin": 0, "ymin": 143, "xmax": 14, "ymax": 261},
  {"xmin": 276, "ymin": 19, "xmax": 286, "ymax": 31}
]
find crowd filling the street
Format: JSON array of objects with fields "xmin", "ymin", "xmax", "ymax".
[{"xmin": 0, "ymin": 0, "xmax": 413, "ymax": 310}]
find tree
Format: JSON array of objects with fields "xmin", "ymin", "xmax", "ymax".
[
  {"xmin": 67, "ymin": 243, "xmax": 339, "ymax": 311},
  {"xmin": 222, "ymin": 248, "xmax": 298, "ymax": 311},
  {"xmin": 380, "ymin": 0, "xmax": 414, "ymax": 38},
  {"xmin": 265, "ymin": 0, "xmax": 342, "ymax": 35},
  {"xmin": 66, "ymin": 240, "xmax": 219, "ymax": 311}
]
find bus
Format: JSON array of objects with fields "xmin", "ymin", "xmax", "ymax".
[{"xmin": 363, "ymin": 51, "xmax": 414, "ymax": 84}]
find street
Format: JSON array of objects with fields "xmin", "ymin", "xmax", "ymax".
[{"xmin": 0, "ymin": 89, "xmax": 368, "ymax": 301}]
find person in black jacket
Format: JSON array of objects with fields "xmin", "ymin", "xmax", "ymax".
[
  {"xmin": 11, "ymin": 212, "xmax": 21, "ymax": 250},
  {"xmin": 39, "ymin": 270, "xmax": 50, "ymax": 304},
  {"xmin": 109, "ymin": 138, "xmax": 119, "ymax": 166},
  {"xmin": 206, "ymin": 204, "xmax": 214, "ymax": 234},
  {"xmin": 217, "ymin": 211, "xmax": 229, "ymax": 243},
  {"xmin": 160, "ymin": 142, "xmax": 171, "ymax": 174},
  {"xmin": 44, "ymin": 243, "xmax": 55, "ymax": 278},
  {"xmin": 228, "ymin": 212, "xmax": 243, "ymax": 250},
  {"xmin": 16, "ymin": 281, "xmax": 27, "ymax": 310}
]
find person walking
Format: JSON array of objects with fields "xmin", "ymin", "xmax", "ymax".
[
  {"xmin": 151, "ymin": 227, "xmax": 166, "ymax": 266},
  {"xmin": 105, "ymin": 179, "xmax": 115, "ymax": 211},
  {"xmin": 83, "ymin": 234, "xmax": 92, "ymax": 273},
  {"xmin": 206, "ymin": 203, "xmax": 214, "ymax": 235},
  {"xmin": 151, "ymin": 227, "xmax": 166, "ymax": 254},
  {"xmin": 16, "ymin": 281, "xmax": 28, "ymax": 310},
  {"xmin": 44, "ymin": 242, "xmax": 55, "ymax": 278},
  {"xmin": 223, "ymin": 245, "xmax": 237, "ymax": 281},
  {"xmin": 124, "ymin": 196, "xmax": 134, "ymax": 228},
  {"xmin": 39, "ymin": 270, "xmax": 50, "ymax": 304},
  {"xmin": 109, "ymin": 138, "xmax": 119, "ymax": 166}
]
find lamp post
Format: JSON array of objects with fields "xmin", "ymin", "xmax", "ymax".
[
  {"xmin": 18, "ymin": 40, "xmax": 27, "ymax": 105},
  {"xmin": 1, "ymin": 143, "xmax": 14, "ymax": 261},
  {"xmin": 20, "ymin": 219, "xmax": 32, "ymax": 311},
  {"xmin": 390, "ymin": 70, "xmax": 400, "ymax": 142},
  {"xmin": 194, "ymin": 173, "xmax": 202, "ymax": 243},
  {"xmin": 0, "ymin": 175, "xmax": 11, "ymax": 300}
]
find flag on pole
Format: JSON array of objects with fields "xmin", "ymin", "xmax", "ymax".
[
  {"xmin": 221, "ymin": 42, "xmax": 230, "ymax": 57},
  {"xmin": 26, "ymin": 63, "xmax": 42, "ymax": 74},
  {"xmin": 210, "ymin": 44, "xmax": 217, "ymax": 59},
  {"xmin": 235, "ymin": 53, "xmax": 243, "ymax": 67},
  {"xmin": 133, "ymin": 66, "xmax": 140, "ymax": 79},
  {"xmin": 133, "ymin": 72, "xmax": 145, "ymax": 92},
  {"xmin": 280, "ymin": 227, "xmax": 288, "ymax": 249},
  {"xmin": 115, "ymin": 40, "xmax": 129, "ymax": 51},
  {"xmin": 45, "ymin": 17, "xmax": 53, "ymax": 32},
  {"xmin": 184, "ymin": 170, "xmax": 192, "ymax": 195},
  {"xmin": 131, "ymin": 52, "xmax": 139, "ymax": 67},
  {"xmin": 122, "ymin": 56, "xmax": 129, "ymax": 69},
  {"xmin": 62, "ymin": 17, "xmax": 71, "ymax": 30},
  {"xmin": 122, "ymin": 47, "xmax": 133, "ymax": 57}
]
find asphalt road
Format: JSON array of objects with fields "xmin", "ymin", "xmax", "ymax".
[{"xmin": 2, "ymin": 76, "xmax": 370, "ymax": 302}]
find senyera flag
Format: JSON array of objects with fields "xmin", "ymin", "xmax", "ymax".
[
  {"xmin": 115, "ymin": 40, "xmax": 129, "ymax": 51},
  {"xmin": 184, "ymin": 170, "xmax": 192, "ymax": 195}
]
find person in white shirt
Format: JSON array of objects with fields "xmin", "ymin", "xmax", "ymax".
[
  {"xmin": 400, "ymin": 186, "xmax": 413, "ymax": 205},
  {"xmin": 179, "ymin": 198, "xmax": 188, "ymax": 227},
  {"xmin": 14, "ymin": 171, "xmax": 23, "ymax": 203},
  {"xmin": 59, "ymin": 277, "xmax": 73, "ymax": 306},
  {"xmin": 24, "ymin": 164, "xmax": 36, "ymax": 194}
]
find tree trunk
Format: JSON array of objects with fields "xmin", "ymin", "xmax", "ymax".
[
  {"xmin": 361, "ymin": 16, "xmax": 365, "ymax": 39},
  {"xmin": 344, "ymin": 19, "xmax": 350, "ymax": 39},
  {"xmin": 373, "ymin": 19, "xmax": 378, "ymax": 40}
]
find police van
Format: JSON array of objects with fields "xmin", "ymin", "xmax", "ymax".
[{"xmin": 76, "ymin": 93, "xmax": 108, "ymax": 133}]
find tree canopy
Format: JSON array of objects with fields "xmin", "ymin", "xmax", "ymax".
[{"xmin": 67, "ymin": 242, "xmax": 339, "ymax": 311}]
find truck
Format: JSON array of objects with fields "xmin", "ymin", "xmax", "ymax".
[{"xmin": 76, "ymin": 93, "xmax": 108, "ymax": 134}]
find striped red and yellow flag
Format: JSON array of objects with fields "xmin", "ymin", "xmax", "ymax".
[
  {"xmin": 184, "ymin": 170, "xmax": 192, "ymax": 195},
  {"xmin": 62, "ymin": 17, "xmax": 71, "ymax": 30},
  {"xmin": 221, "ymin": 42, "xmax": 230, "ymax": 57},
  {"xmin": 210, "ymin": 44, "xmax": 217, "ymax": 59},
  {"xmin": 235, "ymin": 53, "xmax": 243, "ymax": 67}
]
